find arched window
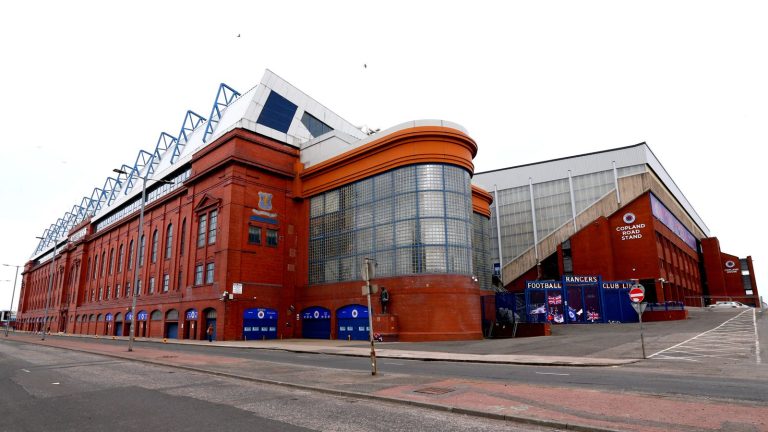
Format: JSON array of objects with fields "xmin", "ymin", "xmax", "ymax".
[
  {"xmin": 165, "ymin": 223, "xmax": 173, "ymax": 259},
  {"xmin": 108, "ymin": 248, "xmax": 114, "ymax": 274},
  {"xmin": 100, "ymin": 251, "xmax": 106, "ymax": 276},
  {"xmin": 151, "ymin": 229, "xmax": 158, "ymax": 263},
  {"xmin": 139, "ymin": 234, "xmax": 145, "ymax": 267},
  {"xmin": 118, "ymin": 244, "xmax": 124, "ymax": 272},
  {"xmin": 180, "ymin": 218, "xmax": 186, "ymax": 256},
  {"xmin": 128, "ymin": 240, "xmax": 134, "ymax": 270}
]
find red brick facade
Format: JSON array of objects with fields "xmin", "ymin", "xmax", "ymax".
[
  {"xmin": 19, "ymin": 125, "xmax": 489, "ymax": 341},
  {"xmin": 507, "ymin": 192, "xmax": 760, "ymax": 307}
]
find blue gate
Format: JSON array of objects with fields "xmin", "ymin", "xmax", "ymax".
[
  {"xmin": 166, "ymin": 322, "xmax": 179, "ymax": 339},
  {"xmin": 336, "ymin": 305, "xmax": 369, "ymax": 340},
  {"xmin": 525, "ymin": 277, "xmax": 648, "ymax": 324},
  {"xmin": 301, "ymin": 306, "xmax": 331, "ymax": 339},
  {"xmin": 602, "ymin": 281, "xmax": 638, "ymax": 323},
  {"xmin": 525, "ymin": 280, "xmax": 564, "ymax": 323},
  {"xmin": 243, "ymin": 308, "xmax": 277, "ymax": 340},
  {"xmin": 562, "ymin": 276, "xmax": 602, "ymax": 323}
]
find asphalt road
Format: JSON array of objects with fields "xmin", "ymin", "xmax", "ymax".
[
  {"xmin": 0, "ymin": 341, "xmax": 557, "ymax": 432},
  {"xmin": 33, "ymin": 308, "xmax": 765, "ymax": 404}
]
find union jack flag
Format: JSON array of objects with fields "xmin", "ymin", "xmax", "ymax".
[
  {"xmin": 547, "ymin": 295, "xmax": 562, "ymax": 305},
  {"xmin": 587, "ymin": 311, "xmax": 600, "ymax": 322}
]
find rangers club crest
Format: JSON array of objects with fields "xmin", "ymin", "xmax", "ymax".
[
  {"xmin": 258, "ymin": 192, "xmax": 273, "ymax": 211},
  {"xmin": 623, "ymin": 212, "xmax": 636, "ymax": 224}
]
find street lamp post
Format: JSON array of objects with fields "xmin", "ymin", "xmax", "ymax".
[
  {"xmin": 362, "ymin": 257, "xmax": 377, "ymax": 375},
  {"xmin": 2, "ymin": 264, "xmax": 21, "ymax": 337},
  {"xmin": 35, "ymin": 237, "xmax": 57, "ymax": 341},
  {"xmin": 114, "ymin": 169, "xmax": 172, "ymax": 352}
]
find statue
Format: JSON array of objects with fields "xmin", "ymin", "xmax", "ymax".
[{"xmin": 380, "ymin": 287, "xmax": 390, "ymax": 313}]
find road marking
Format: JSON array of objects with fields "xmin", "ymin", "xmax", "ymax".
[
  {"xmin": 383, "ymin": 362, "xmax": 404, "ymax": 365},
  {"xmin": 21, "ymin": 369, "xmax": 30, "ymax": 373},
  {"xmin": 649, "ymin": 309, "xmax": 758, "ymax": 363},
  {"xmin": 51, "ymin": 382, "xmax": 60, "ymax": 385},
  {"xmin": 754, "ymin": 309, "xmax": 761, "ymax": 364},
  {"xmin": 535, "ymin": 372, "xmax": 570, "ymax": 376}
]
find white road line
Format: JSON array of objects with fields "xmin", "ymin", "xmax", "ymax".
[
  {"xmin": 754, "ymin": 309, "xmax": 761, "ymax": 365},
  {"xmin": 649, "ymin": 309, "xmax": 753, "ymax": 359},
  {"xmin": 21, "ymin": 369, "xmax": 30, "ymax": 373},
  {"xmin": 535, "ymin": 372, "xmax": 570, "ymax": 376}
]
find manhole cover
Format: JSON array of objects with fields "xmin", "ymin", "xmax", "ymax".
[{"xmin": 414, "ymin": 387, "xmax": 455, "ymax": 395}]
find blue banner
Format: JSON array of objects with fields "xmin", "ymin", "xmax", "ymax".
[{"xmin": 302, "ymin": 306, "xmax": 331, "ymax": 320}]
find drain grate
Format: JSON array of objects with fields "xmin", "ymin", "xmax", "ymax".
[{"xmin": 414, "ymin": 387, "xmax": 455, "ymax": 395}]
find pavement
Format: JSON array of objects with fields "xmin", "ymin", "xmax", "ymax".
[{"xmin": 4, "ymin": 317, "xmax": 768, "ymax": 432}]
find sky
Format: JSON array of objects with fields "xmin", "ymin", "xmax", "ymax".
[{"xmin": 1, "ymin": 1, "xmax": 766, "ymax": 310}]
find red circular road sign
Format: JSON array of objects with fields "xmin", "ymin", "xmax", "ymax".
[{"xmin": 629, "ymin": 286, "xmax": 645, "ymax": 303}]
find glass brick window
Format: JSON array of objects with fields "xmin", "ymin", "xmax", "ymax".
[
  {"xmin": 472, "ymin": 213, "xmax": 493, "ymax": 290},
  {"xmin": 149, "ymin": 277, "xmax": 155, "ymax": 294},
  {"xmin": 308, "ymin": 164, "xmax": 473, "ymax": 285},
  {"xmin": 162, "ymin": 274, "xmax": 169, "ymax": 292}
]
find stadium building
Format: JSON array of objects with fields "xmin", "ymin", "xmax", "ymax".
[
  {"xmin": 472, "ymin": 143, "xmax": 760, "ymax": 309},
  {"xmin": 17, "ymin": 70, "xmax": 494, "ymax": 342}
]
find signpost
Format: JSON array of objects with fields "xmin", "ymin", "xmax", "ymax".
[
  {"xmin": 629, "ymin": 284, "xmax": 647, "ymax": 359},
  {"xmin": 362, "ymin": 258, "xmax": 377, "ymax": 375}
]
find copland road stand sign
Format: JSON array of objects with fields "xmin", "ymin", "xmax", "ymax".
[{"xmin": 630, "ymin": 284, "xmax": 647, "ymax": 359}]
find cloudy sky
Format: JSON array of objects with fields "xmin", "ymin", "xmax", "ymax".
[{"xmin": 1, "ymin": 1, "xmax": 766, "ymax": 308}]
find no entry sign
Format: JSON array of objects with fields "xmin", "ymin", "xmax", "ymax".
[{"xmin": 629, "ymin": 285, "xmax": 645, "ymax": 303}]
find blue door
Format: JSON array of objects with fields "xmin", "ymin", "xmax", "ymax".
[
  {"xmin": 243, "ymin": 308, "xmax": 277, "ymax": 340},
  {"xmin": 301, "ymin": 307, "xmax": 331, "ymax": 339},
  {"xmin": 603, "ymin": 288, "xmax": 638, "ymax": 323},
  {"xmin": 205, "ymin": 318, "xmax": 217, "ymax": 340},
  {"xmin": 115, "ymin": 322, "xmax": 123, "ymax": 336},
  {"xmin": 166, "ymin": 322, "xmax": 179, "ymax": 339},
  {"xmin": 336, "ymin": 305, "xmax": 369, "ymax": 340}
]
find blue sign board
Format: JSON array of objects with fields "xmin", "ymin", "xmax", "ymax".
[
  {"xmin": 105, "ymin": 313, "xmax": 113, "ymax": 322},
  {"xmin": 125, "ymin": 311, "xmax": 132, "ymax": 321},
  {"xmin": 526, "ymin": 280, "xmax": 562, "ymax": 289},
  {"xmin": 137, "ymin": 311, "xmax": 148, "ymax": 321},
  {"xmin": 302, "ymin": 306, "xmax": 331, "ymax": 320},
  {"xmin": 562, "ymin": 275, "xmax": 599, "ymax": 286},
  {"xmin": 336, "ymin": 305, "xmax": 369, "ymax": 319},
  {"xmin": 602, "ymin": 280, "xmax": 634, "ymax": 289},
  {"xmin": 186, "ymin": 309, "xmax": 198, "ymax": 320},
  {"xmin": 243, "ymin": 308, "xmax": 278, "ymax": 320}
]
